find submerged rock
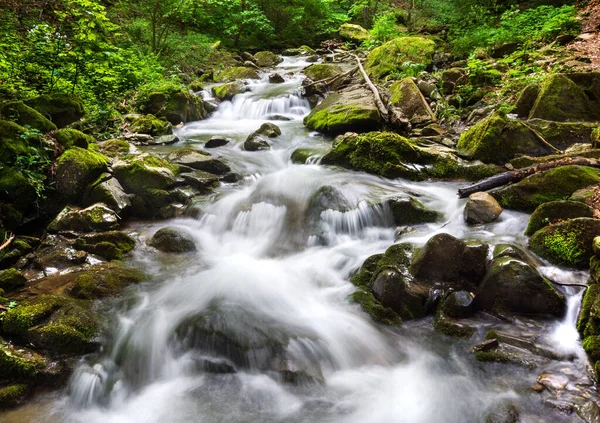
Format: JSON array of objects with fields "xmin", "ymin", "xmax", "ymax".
[
  {"xmin": 464, "ymin": 192, "xmax": 503, "ymax": 224},
  {"xmin": 525, "ymin": 201, "xmax": 593, "ymax": 236},
  {"xmin": 206, "ymin": 136, "xmax": 231, "ymax": 148},
  {"xmin": 148, "ymin": 226, "xmax": 197, "ymax": 253},
  {"xmin": 269, "ymin": 73, "xmax": 285, "ymax": 84}
]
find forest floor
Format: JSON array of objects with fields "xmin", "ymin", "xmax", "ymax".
[{"xmin": 570, "ymin": 0, "xmax": 600, "ymax": 70}]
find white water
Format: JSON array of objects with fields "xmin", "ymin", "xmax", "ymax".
[{"xmin": 6, "ymin": 56, "xmax": 592, "ymax": 423}]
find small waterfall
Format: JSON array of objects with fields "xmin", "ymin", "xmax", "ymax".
[{"xmin": 215, "ymin": 93, "xmax": 310, "ymax": 121}]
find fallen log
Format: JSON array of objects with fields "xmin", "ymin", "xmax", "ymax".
[
  {"xmin": 457, "ymin": 156, "xmax": 600, "ymax": 198},
  {"xmin": 0, "ymin": 233, "xmax": 15, "ymax": 252},
  {"xmin": 301, "ymin": 66, "xmax": 358, "ymax": 90}
]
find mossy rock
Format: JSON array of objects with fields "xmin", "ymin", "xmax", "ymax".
[
  {"xmin": 0, "ymin": 166, "xmax": 37, "ymax": 212},
  {"xmin": 47, "ymin": 203, "xmax": 120, "ymax": 233},
  {"xmin": 302, "ymin": 64, "xmax": 343, "ymax": 81},
  {"xmin": 0, "ymin": 120, "xmax": 28, "ymax": 163},
  {"xmin": 385, "ymin": 196, "xmax": 440, "ymax": 225},
  {"xmin": 365, "ymin": 37, "xmax": 436, "ymax": 81},
  {"xmin": 55, "ymin": 147, "xmax": 108, "ymax": 202},
  {"xmin": 113, "ymin": 154, "xmax": 178, "ymax": 194},
  {"xmin": 2, "ymin": 295, "xmax": 100, "ymax": 355},
  {"xmin": 73, "ymin": 231, "xmax": 136, "ymax": 260},
  {"xmin": 26, "ymin": 94, "xmax": 84, "ymax": 128},
  {"xmin": 491, "ymin": 166, "xmax": 600, "ymax": 212},
  {"xmin": 291, "ymin": 148, "xmax": 320, "ymax": 164},
  {"xmin": 476, "ymin": 256, "xmax": 565, "ymax": 315},
  {"xmin": 389, "ymin": 78, "xmax": 436, "ymax": 126},
  {"xmin": 254, "ymin": 51, "xmax": 283, "ymax": 67},
  {"xmin": 0, "ymin": 383, "xmax": 29, "ymax": 408},
  {"xmin": 0, "ymin": 268, "xmax": 26, "ymax": 291},
  {"xmin": 593, "ymin": 127, "xmax": 600, "ymax": 149},
  {"xmin": 166, "ymin": 148, "xmax": 230, "ymax": 174},
  {"xmin": 129, "ymin": 188, "xmax": 184, "ymax": 219},
  {"xmin": 54, "ymin": 128, "xmax": 94, "ymax": 149},
  {"xmin": 214, "ymin": 67, "xmax": 260, "ymax": 82},
  {"xmin": 529, "ymin": 217, "xmax": 600, "ymax": 269},
  {"xmin": 525, "ymin": 201, "xmax": 593, "ymax": 236},
  {"xmin": 212, "ymin": 81, "xmax": 247, "ymax": 101},
  {"xmin": 514, "ymin": 83, "xmax": 541, "ymax": 118},
  {"xmin": 127, "ymin": 114, "xmax": 172, "ymax": 136},
  {"xmin": 69, "ymin": 262, "xmax": 146, "ymax": 300},
  {"xmin": 577, "ymin": 284, "xmax": 600, "ymax": 369},
  {"xmin": 0, "ymin": 339, "xmax": 46, "ymax": 380},
  {"xmin": 83, "ymin": 175, "xmax": 131, "ymax": 214},
  {"xmin": 528, "ymin": 74, "xmax": 599, "ymax": 122},
  {"xmin": 148, "ymin": 226, "xmax": 197, "ymax": 253},
  {"xmin": 434, "ymin": 310, "xmax": 476, "ymax": 338},
  {"xmin": 339, "ymin": 23, "xmax": 370, "ymax": 43},
  {"xmin": 254, "ymin": 122, "xmax": 281, "ymax": 137},
  {"xmin": 140, "ymin": 88, "xmax": 207, "ymax": 124},
  {"xmin": 349, "ymin": 290, "xmax": 403, "ymax": 326},
  {"xmin": 304, "ymin": 87, "xmax": 381, "ymax": 135},
  {"xmin": 96, "ymin": 139, "xmax": 130, "ymax": 157},
  {"xmin": 0, "ymin": 101, "xmax": 56, "ymax": 133}
]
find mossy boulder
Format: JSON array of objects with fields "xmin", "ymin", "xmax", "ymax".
[
  {"xmin": 439, "ymin": 291, "xmax": 476, "ymax": 318},
  {"xmin": 384, "ymin": 195, "xmax": 440, "ymax": 225},
  {"xmin": 47, "ymin": 203, "xmax": 119, "ymax": 233},
  {"xmin": 529, "ymin": 217, "xmax": 600, "ymax": 268},
  {"xmin": 528, "ymin": 74, "xmax": 600, "ymax": 122},
  {"xmin": 140, "ymin": 88, "xmax": 207, "ymax": 124},
  {"xmin": 304, "ymin": 86, "xmax": 381, "ymax": 135},
  {"xmin": 254, "ymin": 51, "xmax": 283, "ymax": 67},
  {"xmin": 129, "ymin": 188, "xmax": 186, "ymax": 220},
  {"xmin": 491, "ymin": 166, "xmax": 600, "ymax": 212},
  {"xmin": 388, "ymin": 78, "xmax": 436, "ymax": 126},
  {"xmin": 126, "ymin": 114, "xmax": 172, "ymax": 136},
  {"xmin": 83, "ymin": 175, "xmax": 131, "ymax": 214},
  {"xmin": 96, "ymin": 139, "xmax": 130, "ymax": 157},
  {"xmin": 2, "ymin": 295, "xmax": 100, "ymax": 354},
  {"xmin": 148, "ymin": 226, "xmax": 197, "ymax": 253},
  {"xmin": 0, "ymin": 383, "xmax": 29, "ymax": 408},
  {"xmin": 0, "ymin": 101, "xmax": 56, "ymax": 133},
  {"xmin": 291, "ymin": 148, "xmax": 320, "ymax": 164},
  {"xmin": 365, "ymin": 37, "xmax": 436, "ymax": 81},
  {"xmin": 166, "ymin": 148, "xmax": 230, "ymax": 175},
  {"xmin": 0, "ymin": 120, "xmax": 28, "ymax": 163},
  {"xmin": 214, "ymin": 67, "xmax": 260, "ymax": 82},
  {"xmin": 73, "ymin": 231, "xmax": 136, "ymax": 260},
  {"xmin": 302, "ymin": 64, "xmax": 343, "ymax": 81},
  {"xmin": 0, "ymin": 166, "xmax": 37, "ymax": 212},
  {"xmin": 592, "ymin": 127, "xmax": 600, "ymax": 149},
  {"xmin": 55, "ymin": 147, "xmax": 108, "ymax": 202},
  {"xmin": 212, "ymin": 81, "xmax": 248, "ymax": 101},
  {"xmin": 113, "ymin": 154, "xmax": 178, "ymax": 194},
  {"xmin": 476, "ymin": 256, "xmax": 565, "ymax": 316},
  {"xmin": 577, "ymin": 284, "xmax": 600, "ymax": 371},
  {"xmin": 254, "ymin": 122, "xmax": 281, "ymax": 137},
  {"xmin": 339, "ymin": 23, "xmax": 370, "ymax": 43},
  {"xmin": 0, "ymin": 339, "xmax": 46, "ymax": 379},
  {"xmin": 410, "ymin": 233, "xmax": 488, "ymax": 291},
  {"xmin": 54, "ymin": 128, "xmax": 94, "ymax": 149},
  {"xmin": 441, "ymin": 68, "xmax": 466, "ymax": 95},
  {"xmin": 0, "ymin": 268, "xmax": 26, "ymax": 291},
  {"xmin": 525, "ymin": 201, "xmax": 593, "ymax": 236},
  {"xmin": 69, "ymin": 262, "xmax": 146, "ymax": 299},
  {"xmin": 26, "ymin": 94, "xmax": 84, "ymax": 127}
]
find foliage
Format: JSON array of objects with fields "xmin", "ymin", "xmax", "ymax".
[{"xmin": 14, "ymin": 128, "xmax": 53, "ymax": 200}]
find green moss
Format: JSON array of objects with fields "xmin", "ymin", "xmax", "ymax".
[
  {"xmin": 127, "ymin": 114, "xmax": 172, "ymax": 136},
  {"xmin": 0, "ymin": 167, "xmax": 37, "ymax": 210},
  {"xmin": 214, "ymin": 67, "xmax": 259, "ymax": 82},
  {"xmin": 339, "ymin": 23, "xmax": 370, "ymax": 43},
  {"xmin": 74, "ymin": 231, "xmax": 135, "ymax": 260},
  {"xmin": 54, "ymin": 128, "xmax": 94, "ymax": 149},
  {"xmin": 388, "ymin": 78, "xmax": 435, "ymax": 126},
  {"xmin": 291, "ymin": 148, "xmax": 321, "ymax": 164},
  {"xmin": 0, "ymin": 268, "xmax": 26, "ymax": 291},
  {"xmin": 96, "ymin": 139, "xmax": 130, "ymax": 157},
  {"xmin": 25, "ymin": 93, "xmax": 84, "ymax": 128},
  {"xmin": 69, "ymin": 262, "xmax": 145, "ymax": 300},
  {"xmin": 304, "ymin": 93, "xmax": 381, "ymax": 135},
  {"xmin": 0, "ymin": 340, "xmax": 46, "ymax": 380},
  {"xmin": 0, "ymin": 120, "xmax": 28, "ymax": 163},
  {"xmin": 0, "ymin": 101, "xmax": 56, "ymax": 133},
  {"xmin": 0, "ymin": 384, "xmax": 28, "ymax": 408},
  {"xmin": 55, "ymin": 147, "xmax": 108, "ymax": 201},
  {"xmin": 433, "ymin": 311, "xmax": 475, "ymax": 338},
  {"xmin": 349, "ymin": 290, "xmax": 402, "ymax": 326},
  {"xmin": 2, "ymin": 296, "xmax": 61, "ymax": 337},
  {"xmin": 492, "ymin": 166, "xmax": 600, "ymax": 212},
  {"xmin": 187, "ymin": 80, "xmax": 204, "ymax": 92},
  {"xmin": 113, "ymin": 154, "xmax": 178, "ymax": 195},
  {"xmin": 529, "ymin": 74, "xmax": 597, "ymax": 122},
  {"xmin": 254, "ymin": 51, "xmax": 283, "ymax": 67},
  {"xmin": 212, "ymin": 81, "xmax": 246, "ymax": 101},
  {"xmin": 526, "ymin": 200, "xmax": 594, "ymax": 236},
  {"xmin": 303, "ymin": 64, "xmax": 343, "ymax": 81},
  {"xmin": 139, "ymin": 88, "xmax": 206, "ymax": 124},
  {"xmin": 365, "ymin": 36, "xmax": 436, "ymax": 80},
  {"xmin": 592, "ymin": 127, "xmax": 600, "ymax": 149}
]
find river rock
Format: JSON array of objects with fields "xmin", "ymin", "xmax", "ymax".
[
  {"xmin": 0, "ymin": 100, "xmax": 57, "ymax": 133},
  {"xmin": 138, "ymin": 88, "xmax": 207, "ymax": 124},
  {"xmin": 214, "ymin": 67, "xmax": 259, "ymax": 82},
  {"xmin": 439, "ymin": 291, "xmax": 476, "ymax": 318},
  {"xmin": 269, "ymin": 73, "xmax": 285, "ymax": 84},
  {"xmin": 291, "ymin": 148, "xmax": 320, "ymax": 164},
  {"xmin": 212, "ymin": 81, "xmax": 248, "ymax": 101},
  {"xmin": 244, "ymin": 133, "xmax": 271, "ymax": 151},
  {"xmin": 302, "ymin": 64, "xmax": 343, "ymax": 81},
  {"xmin": 410, "ymin": 233, "xmax": 488, "ymax": 290},
  {"xmin": 389, "ymin": 78, "xmax": 436, "ymax": 126},
  {"xmin": 55, "ymin": 147, "xmax": 109, "ymax": 203},
  {"xmin": 0, "ymin": 337, "xmax": 47, "ymax": 379},
  {"xmin": 113, "ymin": 154, "xmax": 179, "ymax": 194},
  {"xmin": 476, "ymin": 256, "xmax": 565, "ymax": 316},
  {"xmin": 529, "ymin": 217, "xmax": 600, "ymax": 268},
  {"xmin": 32, "ymin": 234, "xmax": 88, "ymax": 270},
  {"xmin": 339, "ymin": 23, "xmax": 369, "ymax": 43},
  {"xmin": 365, "ymin": 37, "xmax": 436, "ymax": 80},
  {"xmin": 304, "ymin": 86, "xmax": 381, "ymax": 135},
  {"xmin": 254, "ymin": 122, "xmax": 281, "ymax": 137},
  {"xmin": 181, "ymin": 171, "xmax": 220, "ymax": 194},
  {"xmin": 126, "ymin": 114, "xmax": 172, "ymax": 136},
  {"xmin": 48, "ymin": 203, "xmax": 119, "ymax": 233},
  {"xmin": 26, "ymin": 93, "xmax": 84, "ymax": 127},
  {"xmin": 148, "ymin": 227, "xmax": 197, "ymax": 253},
  {"xmin": 166, "ymin": 148, "xmax": 230, "ymax": 175},
  {"xmin": 54, "ymin": 128, "xmax": 94, "ymax": 149},
  {"xmin": 384, "ymin": 195, "xmax": 440, "ymax": 225},
  {"xmin": 83, "ymin": 176, "xmax": 131, "ymax": 214},
  {"xmin": 371, "ymin": 268, "xmax": 427, "ymax": 321},
  {"xmin": 73, "ymin": 231, "xmax": 136, "ymax": 260},
  {"xmin": 525, "ymin": 201, "xmax": 594, "ymax": 236},
  {"xmin": 206, "ymin": 136, "xmax": 231, "ymax": 148},
  {"xmin": 306, "ymin": 185, "xmax": 349, "ymax": 224},
  {"xmin": 491, "ymin": 165, "xmax": 600, "ymax": 212},
  {"xmin": 69, "ymin": 262, "xmax": 146, "ymax": 299},
  {"xmin": 0, "ymin": 268, "xmax": 26, "ymax": 291},
  {"xmin": 464, "ymin": 192, "xmax": 503, "ymax": 224},
  {"xmin": 254, "ymin": 51, "xmax": 283, "ymax": 67},
  {"xmin": 0, "ymin": 383, "xmax": 29, "ymax": 409}
]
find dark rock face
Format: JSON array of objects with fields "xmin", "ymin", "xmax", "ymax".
[
  {"xmin": 148, "ymin": 227, "xmax": 197, "ymax": 253},
  {"xmin": 26, "ymin": 94, "xmax": 84, "ymax": 127},
  {"xmin": 385, "ymin": 196, "xmax": 440, "ymax": 226},
  {"xmin": 439, "ymin": 291, "xmax": 476, "ymax": 318}
]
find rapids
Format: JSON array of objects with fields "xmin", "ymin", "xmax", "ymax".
[{"xmin": 1, "ymin": 56, "xmax": 595, "ymax": 423}]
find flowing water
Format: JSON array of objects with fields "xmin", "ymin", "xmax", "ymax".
[{"xmin": 2, "ymin": 56, "xmax": 597, "ymax": 422}]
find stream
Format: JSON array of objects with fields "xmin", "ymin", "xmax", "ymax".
[{"xmin": 1, "ymin": 56, "xmax": 597, "ymax": 423}]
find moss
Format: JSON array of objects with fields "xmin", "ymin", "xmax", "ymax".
[
  {"xmin": 214, "ymin": 67, "xmax": 259, "ymax": 82},
  {"xmin": 304, "ymin": 93, "xmax": 381, "ymax": 135},
  {"xmin": 55, "ymin": 147, "xmax": 108, "ymax": 201},
  {"xmin": 0, "ymin": 340, "xmax": 46, "ymax": 380},
  {"xmin": 349, "ymin": 290, "xmax": 402, "ymax": 326},
  {"xmin": 339, "ymin": 23, "xmax": 370, "ymax": 43},
  {"xmin": 69, "ymin": 262, "xmax": 146, "ymax": 300},
  {"xmin": 351, "ymin": 253, "xmax": 384, "ymax": 288},
  {"xmin": 25, "ymin": 93, "xmax": 84, "ymax": 127},
  {"xmin": 525, "ymin": 201, "xmax": 593, "ymax": 236},
  {"xmin": 387, "ymin": 197, "xmax": 441, "ymax": 225},
  {"xmin": 113, "ymin": 154, "xmax": 178, "ymax": 195},
  {"xmin": 389, "ymin": 78, "xmax": 436, "ymax": 126},
  {"xmin": 0, "ymin": 166, "xmax": 37, "ymax": 210},
  {"xmin": 254, "ymin": 51, "xmax": 283, "ymax": 67},
  {"xmin": 291, "ymin": 148, "xmax": 320, "ymax": 164},
  {"xmin": 54, "ymin": 128, "xmax": 94, "ymax": 149},
  {"xmin": 73, "ymin": 231, "xmax": 135, "ymax": 260},
  {"xmin": 0, "ymin": 384, "xmax": 28, "ymax": 408},
  {"xmin": 433, "ymin": 311, "xmax": 475, "ymax": 338},
  {"xmin": 0, "ymin": 101, "xmax": 56, "ymax": 133},
  {"xmin": 96, "ymin": 139, "xmax": 130, "ymax": 157},
  {"xmin": 592, "ymin": 127, "xmax": 600, "ymax": 149},
  {"xmin": 212, "ymin": 81, "xmax": 247, "ymax": 101},
  {"xmin": 139, "ymin": 88, "xmax": 207, "ymax": 124},
  {"xmin": 514, "ymin": 83, "xmax": 541, "ymax": 117},
  {"xmin": 187, "ymin": 80, "xmax": 204, "ymax": 92},
  {"xmin": 528, "ymin": 74, "xmax": 597, "ymax": 122},
  {"xmin": 492, "ymin": 165, "xmax": 600, "ymax": 212},
  {"xmin": 0, "ymin": 120, "xmax": 28, "ymax": 163},
  {"xmin": 365, "ymin": 36, "xmax": 436, "ymax": 80},
  {"xmin": 127, "ymin": 114, "xmax": 172, "ymax": 136},
  {"xmin": 2, "ymin": 296, "xmax": 61, "ymax": 337},
  {"xmin": 303, "ymin": 64, "xmax": 343, "ymax": 81},
  {"xmin": 529, "ymin": 218, "xmax": 600, "ymax": 268},
  {"xmin": 0, "ymin": 268, "xmax": 26, "ymax": 291}
]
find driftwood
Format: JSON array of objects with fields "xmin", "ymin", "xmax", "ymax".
[
  {"xmin": 0, "ymin": 233, "xmax": 15, "ymax": 252},
  {"xmin": 353, "ymin": 55, "xmax": 410, "ymax": 131},
  {"xmin": 457, "ymin": 156, "xmax": 600, "ymax": 198},
  {"xmin": 302, "ymin": 66, "xmax": 358, "ymax": 89}
]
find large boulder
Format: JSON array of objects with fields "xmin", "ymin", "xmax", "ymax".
[
  {"xmin": 26, "ymin": 94, "xmax": 84, "ymax": 127},
  {"xmin": 384, "ymin": 196, "xmax": 440, "ymax": 225},
  {"xmin": 54, "ymin": 147, "xmax": 109, "ymax": 202},
  {"xmin": 113, "ymin": 154, "xmax": 178, "ymax": 194},
  {"xmin": 410, "ymin": 233, "xmax": 488, "ymax": 291},
  {"xmin": 253, "ymin": 51, "xmax": 283, "ymax": 67},
  {"xmin": 490, "ymin": 166, "xmax": 600, "ymax": 212},
  {"xmin": 0, "ymin": 120, "xmax": 29, "ymax": 163},
  {"xmin": 476, "ymin": 256, "xmax": 565, "ymax": 316},
  {"xmin": 212, "ymin": 81, "xmax": 248, "ymax": 101},
  {"xmin": 126, "ymin": 114, "xmax": 172, "ymax": 136},
  {"xmin": 464, "ymin": 192, "xmax": 503, "ymax": 224},
  {"xmin": 525, "ymin": 200, "xmax": 593, "ymax": 236},
  {"xmin": 0, "ymin": 268, "xmax": 26, "ymax": 291},
  {"xmin": 148, "ymin": 226, "xmax": 197, "ymax": 253},
  {"xmin": 365, "ymin": 37, "xmax": 436, "ymax": 80},
  {"xmin": 83, "ymin": 175, "xmax": 131, "ymax": 214},
  {"xmin": 0, "ymin": 101, "xmax": 56, "ymax": 133},
  {"xmin": 214, "ymin": 67, "xmax": 260, "ymax": 82},
  {"xmin": 388, "ymin": 78, "xmax": 436, "ymax": 126},
  {"xmin": 47, "ymin": 203, "xmax": 120, "ymax": 233},
  {"xmin": 0, "ymin": 338, "xmax": 46, "ymax": 379},
  {"xmin": 139, "ymin": 88, "xmax": 207, "ymax": 124},
  {"xmin": 529, "ymin": 217, "xmax": 600, "ymax": 268},
  {"xmin": 54, "ymin": 128, "xmax": 94, "ymax": 149},
  {"xmin": 0, "ymin": 166, "xmax": 37, "ymax": 214},
  {"xmin": 577, "ymin": 284, "xmax": 600, "ymax": 374},
  {"xmin": 339, "ymin": 23, "xmax": 370, "ymax": 43},
  {"xmin": 73, "ymin": 231, "xmax": 136, "ymax": 260},
  {"xmin": 302, "ymin": 64, "xmax": 343, "ymax": 81},
  {"xmin": 166, "ymin": 148, "xmax": 230, "ymax": 175},
  {"xmin": 69, "ymin": 262, "xmax": 146, "ymax": 299}
]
